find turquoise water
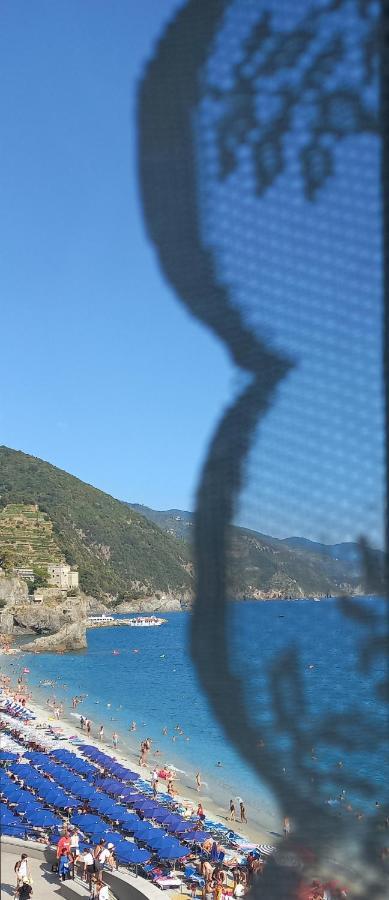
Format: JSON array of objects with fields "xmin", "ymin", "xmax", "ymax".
[{"xmin": 4, "ymin": 598, "xmax": 388, "ymax": 827}]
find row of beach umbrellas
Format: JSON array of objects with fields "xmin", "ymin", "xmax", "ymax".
[{"xmin": 0, "ymin": 731, "xmax": 211, "ymax": 864}]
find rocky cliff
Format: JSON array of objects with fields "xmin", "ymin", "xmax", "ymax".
[
  {"xmin": 23, "ymin": 621, "xmax": 87, "ymax": 653},
  {"xmin": 114, "ymin": 590, "xmax": 192, "ymax": 614},
  {"xmin": 0, "ymin": 573, "xmax": 87, "ymax": 651}
]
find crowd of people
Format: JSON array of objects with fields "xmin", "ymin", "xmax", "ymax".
[{"xmin": 55, "ymin": 829, "xmax": 117, "ymax": 893}]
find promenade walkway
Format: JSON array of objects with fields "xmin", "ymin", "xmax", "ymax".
[{"xmin": 1, "ymin": 848, "xmax": 90, "ymax": 900}]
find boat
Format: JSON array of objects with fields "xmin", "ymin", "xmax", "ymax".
[
  {"xmin": 125, "ymin": 616, "xmax": 165, "ymax": 627},
  {"xmin": 87, "ymin": 614, "xmax": 166, "ymax": 627}
]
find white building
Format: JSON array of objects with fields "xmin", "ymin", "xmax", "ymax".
[{"xmin": 47, "ymin": 563, "xmax": 79, "ymax": 590}]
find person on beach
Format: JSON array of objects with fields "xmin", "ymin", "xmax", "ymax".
[
  {"xmin": 82, "ymin": 848, "xmax": 95, "ymax": 890},
  {"xmin": 86, "ymin": 719, "xmax": 91, "ymax": 736},
  {"xmin": 69, "ymin": 829, "xmax": 80, "ymax": 877},
  {"xmin": 58, "ymin": 850, "xmax": 71, "ymax": 881},
  {"xmin": 196, "ymin": 771, "xmax": 201, "ymax": 791},
  {"xmin": 17, "ymin": 879, "xmax": 33, "ymax": 900},
  {"xmin": 94, "ymin": 839, "xmax": 111, "ymax": 876},
  {"xmin": 96, "ymin": 879, "xmax": 109, "ymax": 900},
  {"xmin": 112, "ymin": 731, "xmax": 118, "ymax": 748},
  {"xmin": 228, "ymin": 799, "xmax": 236, "ymax": 821},
  {"xmin": 56, "ymin": 832, "xmax": 71, "ymax": 860},
  {"xmin": 139, "ymin": 740, "xmax": 148, "ymax": 766},
  {"xmin": 283, "ymin": 816, "xmax": 291, "ymax": 837},
  {"xmin": 14, "ymin": 854, "xmax": 31, "ymax": 894},
  {"xmin": 167, "ymin": 778, "xmax": 176, "ymax": 797},
  {"xmin": 151, "ymin": 768, "xmax": 159, "ymax": 799},
  {"xmin": 240, "ymin": 801, "xmax": 247, "ymax": 824},
  {"xmin": 197, "ymin": 802, "xmax": 205, "ymax": 821},
  {"xmin": 99, "ymin": 725, "xmax": 104, "ymax": 741}
]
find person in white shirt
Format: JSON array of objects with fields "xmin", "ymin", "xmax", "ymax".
[
  {"xmin": 14, "ymin": 855, "xmax": 30, "ymax": 892},
  {"xmin": 96, "ymin": 880, "xmax": 109, "ymax": 900},
  {"xmin": 83, "ymin": 850, "xmax": 95, "ymax": 889},
  {"xmin": 94, "ymin": 839, "xmax": 113, "ymax": 874},
  {"xmin": 69, "ymin": 830, "xmax": 80, "ymax": 879}
]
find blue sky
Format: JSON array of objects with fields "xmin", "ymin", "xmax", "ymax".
[{"xmin": 1, "ymin": 0, "xmax": 384, "ymax": 547}]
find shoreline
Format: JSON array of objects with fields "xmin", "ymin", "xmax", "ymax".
[{"xmin": 0, "ymin": 656, "xmax": 278, "ymax": 848}]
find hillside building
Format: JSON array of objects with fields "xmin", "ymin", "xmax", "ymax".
[
  {"xmin": 47, "ymin": 563, "xmax": 79, "ymax": 590},
  {"xmin": 12, "ymin": 567, "xmax": 34, "ymax": 581}
]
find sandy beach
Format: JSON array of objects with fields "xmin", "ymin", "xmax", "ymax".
[{"xmin": 0, "ymin": 659, "xmax": 277, "ymax": 849}]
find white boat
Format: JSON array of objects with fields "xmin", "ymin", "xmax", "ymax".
[
  {"xmin": 125, "ymin": 616, "xmax": 165, "ymax": 627},
  {"xmin": 88, "ymin": 614, "xmax": 115, "ymax": 623},
  {"xmin": 87, "ymin": 614, "xmax": 166, "ymax": 627}
]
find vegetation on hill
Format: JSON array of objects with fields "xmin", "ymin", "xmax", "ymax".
[
  {"xmin": 130, "ymin": 505, "xmax": 373, "ymax": 597},
  {"xmin": 0, "ymin": 447, "xmax": 375, "ymax": 602},
  {"xmin": 0, "ymin": 447, "xmax": 192, "ymax": 599},
  {"xmin": 0, "ymin": 503, "xmax": 64, "ymax": 572}
]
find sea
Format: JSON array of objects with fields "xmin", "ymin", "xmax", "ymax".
[{"xmin": 2, "ymin": 597, "xmax": 388, "ymax": 831}]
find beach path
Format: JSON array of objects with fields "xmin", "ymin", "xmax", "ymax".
[{"xmin": 0, "ymin": 848, "xmax": 90, "ymax": 900}]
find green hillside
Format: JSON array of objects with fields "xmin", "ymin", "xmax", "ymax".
[
  {"xmin": 0, "ymin": 447, "xmax": 192, "ymax": 599},
  {"xmin": 0, "ymin": 503, "xmax": 64, "ymax": 569},
  {"xmin": 0, "ymin": 447, "xmax": 371, "ymax": 601},
  {"xmin": 130, "ymin": 505, "xmax": 370, "ymax": 597}
]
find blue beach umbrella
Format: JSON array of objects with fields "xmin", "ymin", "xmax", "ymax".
[
  {"xmin": 97, "ymin": 831, "xmax": 123, "ymax": 846},
  {"xmin": 152, "ymin": 809, "xmax": 176, "ymax": 824},
  {"xmin": 0, "ymin": 750, "xmax": 18, "ymax": 761},
  {"xmin": 131, "ymin": 795, "xmax": 152, "ymax": 809},
  {"xmin": 133, "ymin": 822, "xmax": 160, "ymax": 841},
  {"xmin": 71, "ymin": 813, "xmax": 106, "ymax": 828},
  {"xmin": 103, "ymin": 783, "xmax": 126, "ymax": 797},
  {"xmin": 157, "ymin": 841, "xmax": 188, "ymax": 860},
  {"xmin": 181, "ymin": 831, "xmax": 212, "ymax": 843},
  {"xmin": 23, "ymin": 752, "xmax": 50, "ymax": 765},
  {"xmin": 159, "ymin": 814, "xmax": 184, "ymax": 829},
  {"xmin": 72, "ymin": 783, "xmax": 96, "ymax": 800},
  {"xmin": 27, "ymin": 810, "xmax": 62, "ymax": 828},
  {"xmin": 147, "ymin": 833, "xmax": 174, "ymax": 852},
  {"xmin": 125, "ymin": 820, "xmax": 149, "ymax": 837},
  {"xmin": 111, "ymin": 809, "xmax": 138, "ymax": 826},
  {"xmin": 171, "ymin": 820, "xmax": 199, "ymax": 834},
  {"xmin": 7, "ymin": 764, "xmax": 32, "ymax": 776},
  {"xmin": 133, "ymin": 802, "xmax": 161, "ymax": 817},
  {"xmin": 115, "ymin": 844, "xmax": 151, "ymax": 865},
  {"xmin": 119, "ymin": 788, "xmax": 138, "ymax": 801}
]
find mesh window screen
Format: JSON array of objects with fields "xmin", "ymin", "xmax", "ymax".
[{"xmin": 138, "ymin": 1, "xmax": 388, "ymax": 896}]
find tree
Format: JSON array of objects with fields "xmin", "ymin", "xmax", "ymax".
[
  {"xmin": 28, "ymin": 566, "xmax": 49, "ymax": 594},
  {"xmin": 0, "ymin": 549, "xmax": 14, "ymax": 573}
]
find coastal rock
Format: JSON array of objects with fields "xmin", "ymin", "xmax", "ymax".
[
  {"xmin": 0, "ymin": 575, "xmax": 30, "ymax": 635},
  {"xmin": 12, "ymin": 595, "xmax": 87, "ymax": 634},
  {"xmin": 0, "ymin": 574, "xmax": 29, "ymax": 606},
  {"xmin": 84, "ymin": 595, "xmax": 110, "ymax": 615},
  {"xmin": 114, "ymin": 592, "xmax": 188, "ymax": 614},
  {"xmin": 23, "ymin": 620, "xmax": 87, "ymax": 652}
]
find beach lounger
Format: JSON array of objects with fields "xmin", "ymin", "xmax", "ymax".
[{"xmin": 153, "ymin": 876, "xmax": 184, "ymax": 890}]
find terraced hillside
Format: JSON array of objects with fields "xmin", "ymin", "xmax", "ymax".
[
  {"xmin": 0, "ymin": 447, "xmax": 192, "ymax": 599},
  {"xmin": 0, "ymin": 503, "xmax": 64, "ymax": 570}
]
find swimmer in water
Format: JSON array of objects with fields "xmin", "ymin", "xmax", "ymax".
[
  {"xmin": 162, "ymin": 727, "xmax": 168, "ymax": 736},
  {"xmin": 130, "ymin": 721, "xmax": 136, "ymax": 731}
]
